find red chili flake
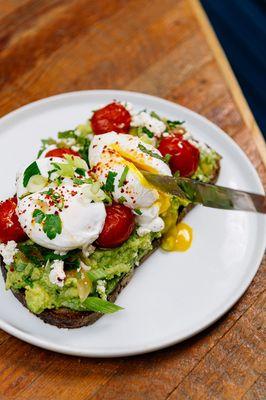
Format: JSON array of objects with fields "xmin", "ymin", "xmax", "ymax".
[
  {"xmin": 55, "ymin": 211, "xmax": 59, "ymax": 215},
  {"xmin": 10, "ymin": 266, "xmax": 14, "ymax": 272},
  {"xmin": 64, "ymin": 205, "xmax": 69, "ymax": 209},
  {"xmin": 49, "ymin": 201, "xmax": 55, "ymax": 206},
  {"xmin": 71, "ymin": 190, "xmax": 77, "ymax": 196}
]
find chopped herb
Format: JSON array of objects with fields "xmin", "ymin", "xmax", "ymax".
[
  {"xmin": 142, "ymin": 126, "xmax": 154, "ymax": 138},
  {"xmin": 33, "ymin": 209, "xmax": 46, "ymax": 223},
  {"xmin": 43, "ymin": 214, "xmax": 62, "ymax": 240},
  {"xmin": 138, "ymin": 143, "xmax": 167, "ymax": 163},
  {"xmin": 73, "ymin": 178, "xmax": 85, "ymax": 185},
  {"xmin": 150, "ymin": 111, "xmax": 161, "ymax": 120},
  {"xmin": 75, "ymin": 168, "xmax": 86, "ymax": 177},
  {"xmin": 23, "ymin": 162, "xmax": 41, "ymax": 187},
  {"xmin": 58, "ymin": 130, "xmax": 76, "ymax": 139},
  {"xmin": 118, "ymin": 196, "xmax": 127, "ymax": 204},
  {"xmin": 102, "ymin": 171, "xmax": 117, "ymax": 192},
  {"xmin": 118, "ymin": 166, "xmax": 129, "ymax": 188},
  {"xmin": 134, "ymin": 208, "xmax": 142, "ymax": 215},
  {"xmin": 48, "ymin": 168, "xmax": 58, "ymax": 179},
  {"xmin": 164, "ymin": 153, "xmax": 172, "ymax": 163},
  {"xmin": 167, "ymin": 120, "xmax": 185, "ymax": 128}
]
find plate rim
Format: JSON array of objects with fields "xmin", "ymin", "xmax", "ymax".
[{"xmin": 0, "ymin": 89, "xmax": 265, "ymax": 357}]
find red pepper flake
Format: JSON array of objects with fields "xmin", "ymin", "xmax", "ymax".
[
  {"xmin": 71, "ymin": 190, "xmax": 77, "ymax": 196},
  {"xmin": 64, "ymin": 205, "xmax": 69, "ymax": 209},
  {"xmin": 55, "ymin": 210, "xmax": 59, "ymax": 215},
  {"xmin": 10, "ymin": 266, "xmax": 14, "ymax": 272}
]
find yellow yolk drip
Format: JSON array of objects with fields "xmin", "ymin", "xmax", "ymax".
[
  {"xmin": 110, "ymin": 144, "xmax": 171, "ymax": 214},
  {"xmin": 161, "ymin": 222, "xmax": 193, "ymax": 252}
]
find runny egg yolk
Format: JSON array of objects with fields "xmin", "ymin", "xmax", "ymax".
[
  {"xmin": 161, "ymin": 222, "xmax": 193, "ymax": 252},
  {"xmin": 111, "ymin": 144, "xmax": 171, "ymax": 214}
]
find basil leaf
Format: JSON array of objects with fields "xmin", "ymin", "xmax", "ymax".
[
  {"xmin": 32, "ymin": 209, "xmax": 46, "ymax": 223},
  {"xmin": 23, "ymin": 162, "xmax": 41, "ymax": 187},
  {"xmin": 43, "ymin": 214, "xmax": 62, "ymax": 240},
  {"xmin": 118, "ymin": 166, "xmax": 129, "ymax": 188},
  {"xmin": 102, "ymin": 171, "xmax": 117, "ymax": 192}
]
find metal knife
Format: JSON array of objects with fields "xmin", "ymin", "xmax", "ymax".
[{"xmin": 142, "ymin": 172, "xmax": 266, "ymax": 214}]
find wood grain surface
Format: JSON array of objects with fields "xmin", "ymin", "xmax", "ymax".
[{"xmin": 0, "ymin": 1, "xmax": 265, "ymax": 399}]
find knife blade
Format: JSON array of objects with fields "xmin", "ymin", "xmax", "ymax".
[{"xmin": 142, "ymin": 172, "xmax": 266, "ymax": 213}]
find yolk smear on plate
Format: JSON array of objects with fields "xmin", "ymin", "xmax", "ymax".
[{"xmin": 162, "ymin": 222, "xmax": 193, "ymax": 252}]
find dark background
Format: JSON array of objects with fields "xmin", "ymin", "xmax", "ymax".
[{"xmin": 201, "ymin": 0, "xmax": 266, "ymax": 137}]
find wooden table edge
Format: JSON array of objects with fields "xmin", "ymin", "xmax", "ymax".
[{"xmin": 190, "ymin": 0, "xmax": 266, "ymax": 168}]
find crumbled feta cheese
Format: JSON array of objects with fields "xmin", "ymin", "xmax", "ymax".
[
  {"xmin": 54, "ymin": 250, "xmax": 67, "ymax": 256},
  {"xmin": 0, "ymin": 241, "xmax": 18, "ymax": 265},
  {"xmin": 131, "ymin": 112, "xmax": 166, "ymax": 138},
  {"xmin": 80, "ymin": 260, "xmax": 91, "ymax": 271},
  {"xmin": 49, "ymin": 260, "xmax": 66, "ymax": 287},
  {"xmin": 96, "ymin": 279, "xmax": 107, "ymax": 300},
  {"xmin": 82, "ymin": 244, "xmax": 95, "ymax": 258}
]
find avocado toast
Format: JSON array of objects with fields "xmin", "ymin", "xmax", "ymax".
[{"xmin": 0, "ymin": 102, "xmax": 221, "ymax": 328}]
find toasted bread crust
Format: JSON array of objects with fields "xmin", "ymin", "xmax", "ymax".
[{"xmin": 0, "ymin": 160, "xmax": 220, "ymax": 328}]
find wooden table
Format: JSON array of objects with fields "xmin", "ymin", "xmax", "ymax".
[{"xmin": 0, "ymin": 1, "xmax": 265, "ymax": 399}]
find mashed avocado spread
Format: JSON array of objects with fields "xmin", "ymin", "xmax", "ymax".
[{"xmin": 5, "ymin": 232, "xmax": 161, "ymax": 314}]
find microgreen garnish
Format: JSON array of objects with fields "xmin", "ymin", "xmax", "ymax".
[
  {"xmin": 75, "ymin": 168, "xmax": 86, "ymax": 177},
  {"xmin": 118, "ymin": 166, "xmax": 129, "ymax": 188},
  {"xmin": 32, "ymin": 209, "xmax": 62, "ymax": 240},
  {"xmin": 164, "ymin": 153, "xmax": 172, "ymax": 163},
  {"xmin": 138, "ymin": 144, "xmax": 168, "ymax": 163},
  {"xmin": 118, "ymin": 196, "xmax": 127, "ymax": 204},
  {"xmin": 142, "ymin": 126, "xmax": 154, "ymax": 138},
  {"xmin": 23, "ymin": 162, "xmax": 41, "ymax": 187},
  {"xmin": 102, "ymin": 171, "xmax": 117, "ymax": 192},
  {"xmin": 134, "ymin": 209, "xmax": 142, "ymax": 215}
]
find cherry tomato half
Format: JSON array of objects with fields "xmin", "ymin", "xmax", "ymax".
[
  {"xmin": 45, "ymin": 148, "xmax": 80, "ymax": 158},
  {"xmin": 97, "ymin": 203, "xmax": 135, "ymax": 248},
  {"xmin": 158, "ymin": 134, "xmax": 200, "ymax": 177},
  {"xmin": 0, "ymin": 197, "xmax": 27, "ymax": 243},
  {"xmin": 91, "ymin": 102, "xmax": 131, "ymax": 135}
]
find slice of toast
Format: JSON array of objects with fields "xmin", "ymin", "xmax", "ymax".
[{"xmin": 1, "ymin": 161, "xmax": 220, "ymax": 329}]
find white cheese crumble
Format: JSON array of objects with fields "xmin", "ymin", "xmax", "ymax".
[
  {"xmin": 80, "ymin": 260, "xmax": 91, "ymax": 271},
  {"xmin": 82, "ymin": 244, "xmax": 95, "ymax": 258},
  {"xmin": 96, "ymin": 279, "xmax": 107, "ymax": 300},
  {"xmin": 54, "ymin": 250, "xmax": 67, "ymax": 256},
  {"xmin": 131, "ymin": 111, "xmax": 166, "ymax": 138},
  {"xmin": 0, "ymin": 241, "xmax": 18, "ymax": 265},
  {"xmin": 49, "ymin": 260, "xmax": 66, "ymax": 287}
]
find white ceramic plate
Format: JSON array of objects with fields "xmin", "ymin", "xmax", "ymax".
[{"xmin": 0, "ymin": 90, "xmax": 265, "ymax": 357}]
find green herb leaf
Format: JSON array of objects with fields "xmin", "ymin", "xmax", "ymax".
[
  {"xmin": 134, "ymin": 208, "xmax": 142, "ymax": 215},
  {"xmin": 164, "ymin": 153, "xmax": 172, "ymax": 163},
  {"xmin": 58, "ymin": 130, "xmax": 77, "ymax": 139},
  {"xmin": 23, "ymin": 162, "xmax": 41, "ymax": 187},
  {"xmin": 75, "ymin": 168, "xmax": 86, "ymax": 177},
  {"xmin": 102, "ymin": 171, "xmax": 117, "ymax": 192},
  {"xmin": 150, "ymin": 111, "xmax": 161, "ymax": 120},
  {"xmin": 33, "ymin": 209, "xmax": 46, "ymax": 223},
  {"xmin": 167, "ymin": 120, "xmax": 185, "ymax": 128},
  {"xmin": 138, "ymin": 144, "xmax": 167, "ymax": 163},
  {"xmin": 142, "ymin": 126, "xmax": 154, "ymax": 138},
  {"xmin": 118, "ymin": 166, "xmax": 129, "ymax": 188},
  {"xmin": 43, "ymin": 214, "xmax": 62, "ymax": 240},
  {"xmin": 118, "ymin": 196, "xmax": 127, "ymax": 204}
]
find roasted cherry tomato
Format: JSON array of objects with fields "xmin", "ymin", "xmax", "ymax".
[
  {"xmin": 158, "ymin": 134, "xmax": 200, "ymax": 177},
  {"xmin": 0, "ymin": 197, "xmax": 27, "ymax": 243},
  {"xmin": 91, "ymin": 102, "xmax": 131, "ymax": 135},
  {"xmin": 97, "ymin": 203, "xmax": 135, "ymax": 248},
  {"xmin": 45, "ymin": 148, "xmax": 80, "ymax": 158}
]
